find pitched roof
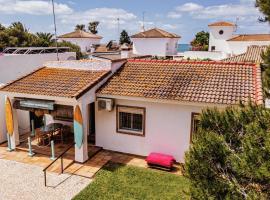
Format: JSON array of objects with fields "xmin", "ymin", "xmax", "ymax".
[
  {"xmin": 98, "ymin": 60, "xmax": 263, "ymax": 105},
  {"xmin": 208, "ymin": 21, "xmax": 236, "ymax": 27},
  {"xmin": 223, "ymin": 45, "xmax": 268, "ymax": 63},
  {"xmin": 1, "ymin": 67, "xmax": 110, "ymax": 99},
  {"xmin": 227, "ymin": 34, "xmax": 270, "ymax": 41},
  {"xmin": 131, "ymin": 28, "xmax": 181, "ymax": 39},
  {"xmin": 58, "ymin": 30, "xmax": 102, "ymax": 39}
]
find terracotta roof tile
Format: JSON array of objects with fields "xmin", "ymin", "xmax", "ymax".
[
  {"xmin": 1, "ymin": 67, "xmax": 110, "ymax": 99},
  {"xmin": 131, "ymin": 28, "xmax": 180, "ymax": 38},
  {"xmin": 98, "ymin": 60, "xmax": 262, "ymax": 105},
  {"xmin": 223, "ymin": 45, "xmax": 267, "ymax": 63},
  {"xmin": 227, "ymin": 34, "xmax": 270, "ymax": 41},
  {"xmin": 208, "ymin": 21, "xmax": 236, "ymax": 27},
  {"xmin": 59, "ymin": 30, "xmax": 102, "ymax": 39}
]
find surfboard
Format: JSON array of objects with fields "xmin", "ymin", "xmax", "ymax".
[
  {"xmin": 74, "ymin": 105, "xmax": 83, "ymax": 149},
  {"xmin": 5, "ymin": 97, "xmax": 14, "ymax": 136}
]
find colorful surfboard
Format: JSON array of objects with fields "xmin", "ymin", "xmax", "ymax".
[
  {"xmin": 5, "ymin": 97, "xmax": 14, "ymax": 136},
  {"xmin": 74, "ymin": 105, "xmax": 83, "ymax": 149}
]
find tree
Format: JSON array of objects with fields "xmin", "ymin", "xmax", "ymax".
[
  {"xmin": 256, "ymin": 0, "xmax": 270, "ymax": 23},
  {"xmin": 88, "ymin": 21, "xmax": 99, "ymax": 34},
  {"xmin": 119, "ymin": 30, "xmax": 131, "ymax": 45},
  {"xmin": 185, "ymin": 103, "xmax": 270, "ymax": 199},
  {"xmin": 36, "ymin": 32, "xmax": 54, "ymax": 47},
  {"xmin": 190, "ymin": 31, "xmax": 209, "ymax": 51},
  {"xmin": 75, "ymin": 24, "xmax": 86, "ymax": 31},
  {"xmin": 56, "ymin": 40, "xmax": 84, "ymax": 59}
]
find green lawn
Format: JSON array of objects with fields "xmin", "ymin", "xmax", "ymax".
[{"xmin": 73, "ymin": 162, "xmax": 190, "ymax": 200}]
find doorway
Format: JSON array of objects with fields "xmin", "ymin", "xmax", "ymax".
[{"xmin": 88, "ymin": 102, "xmax": 96, "ymax": 145}]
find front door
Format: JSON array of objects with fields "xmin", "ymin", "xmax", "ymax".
[{"xmin": 88, "ymin": 102, "xmax": 96, "ymax": 144}]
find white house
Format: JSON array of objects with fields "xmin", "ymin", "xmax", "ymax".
[
  {"xmin": 131, "ymin": 28, "xmax": 181, "ymax": 57},
  {"xmin": 0, "ymin": 47, "xmax": 76, "ymax": 143},
  {"xmin": 95, "ymin": 59, "xmax": 262, "ymax": 163},
  {"xmin": 180, "ymin": 21, "xmax": 270, "ymax": 60},
  {"xmin": 0, "ymin": 59, "xmax": 262, "ymax": 163},
  {"xmin": 58, "ymin": 30, "xmax": 102, "ymax": 53}
]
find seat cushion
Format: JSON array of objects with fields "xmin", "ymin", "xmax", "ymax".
[{"xmin": 146, "ymin": 152, "xmax": 175, "ymax": 168}]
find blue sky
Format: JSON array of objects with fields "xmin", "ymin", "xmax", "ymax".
[{"xmin": 0, "ymin": 0, "xmax": 269, "ymax": 43}]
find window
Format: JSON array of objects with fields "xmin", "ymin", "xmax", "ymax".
[
  {"xmin": 190, "ymin": 113, "xmax": 200, "ymax": 143},
  {"xmin": 117, "ymin": 105, "xmax": 145, "ymax": 136},
  {"xmin": 219, "ymin": 30, "xmax": 224, "ymax": 35},
  {"xmin": 211, "ymin": 46, "xmax": 216, "ymax": 51}
]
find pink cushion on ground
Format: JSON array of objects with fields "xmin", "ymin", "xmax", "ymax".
[{"xmin": 146, "ymin": 153, "xmax": 175, "ymax": 168}]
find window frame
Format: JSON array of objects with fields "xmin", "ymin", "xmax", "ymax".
[
  {"xmin": 116, "ymin": 105, "xmax": 146, "ymax": 137},
  {"xmin": 190, "ymin": 112, "xmax": 200, "ymax": 143}
]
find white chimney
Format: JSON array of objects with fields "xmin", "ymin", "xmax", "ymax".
[{"xmin": 120, "ymin": 43, "xmax": 132, "ymax": 58}]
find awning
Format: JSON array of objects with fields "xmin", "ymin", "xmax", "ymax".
[{"xmin": 13, "ymin": 98, "xmax": 55, "ymax": 111}]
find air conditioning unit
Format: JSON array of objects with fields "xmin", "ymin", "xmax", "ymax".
[{"xmin": 97, "ymin": 98, "xmax": 114, "ymax": 111}]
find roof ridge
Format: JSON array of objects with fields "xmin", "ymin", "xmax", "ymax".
[{"xmin": 127, "ymin": 58, "xmax": 256, "ymax": 66}]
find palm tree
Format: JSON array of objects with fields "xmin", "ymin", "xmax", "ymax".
[
  {"xmin": 75, "ymin": 24, "xmax": 86, "ymax": 31},
  {"xmin": 88, "ymin": 21, "xmax": 99, "ymax": 34},
  {"xmin": 36, "ymin": 32, "xmax": 54, "ymax": 47}
]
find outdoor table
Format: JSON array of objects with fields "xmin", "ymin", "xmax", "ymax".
[{"xmin": 39, "ymin": 123, "xmax": 63, "ymax": 143}]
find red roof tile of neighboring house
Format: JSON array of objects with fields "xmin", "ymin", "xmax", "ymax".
[
  {"xmin": 1, "ymin": 67, "xmax": 110, "ymax": 99},
  {"xmin": 223, "ymin": 45, "xmax": 268, "ymax": 63},
  {"xmin": 98, "ymin": 59, "xmax": 263, "ymax": 105},
  {"xmin": 208, "ymin": 21, "xmax": 236, "ymax": 27},
  {"xmin": 227, "ymin": 34, "xmax": 270, "ymax": 41},
  {"xmin": 131, "ymin": 28, "xmax": 181, "ymax": 38},
  {"xmin": 58, "ymin": 30, "xmax": 102, "ymax": 39}
]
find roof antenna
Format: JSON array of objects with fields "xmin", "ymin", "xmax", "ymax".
[
  {"xmin": 141, "ymin": 11, "xmax": 145, "ymax": 32},
  {"xmin": 52, "ymin": 0, "xmax": 59, "ymax": 61},
  {"xmin": 234, "ymin": 17, "xmax": 239, "ymax": 32}
]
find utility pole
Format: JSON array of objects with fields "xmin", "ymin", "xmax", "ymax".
[
  {"xmin": 117, "ymin": 18, "xmax": 120, "ymax": 42},
  {"xmin": 52, "ymin": 0, "xmax": 59, "ymax": 61},
  {"xmin": 142, "ymin": 11, "xmax": 145, "ymax": 31}
]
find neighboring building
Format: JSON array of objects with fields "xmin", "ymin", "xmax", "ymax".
[
  {"xmin": 0, "ymin": 47, "xmax": 76, "ymax": 143},
  {"xmin": 180, "ymin": 21, "xmax": 270, "ymax": 60},
  {"xmin": 223, "ymin": 45, "xmax": 268, "ymax": 64},
  {"xmin": 96, "ymin": 59, "xmax": 262, "ymax": 162},
  {"xmin": 58, "ymin": 30, "xmax": 102, "ymax": 53},
  {"xmin": 131, "ymin": 28, "xmax": 181, "ymax": 57}
]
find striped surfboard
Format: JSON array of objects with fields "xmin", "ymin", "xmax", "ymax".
[{"xmin": 74, "ymin": 105, "xmax": 83, "ymax": 149}]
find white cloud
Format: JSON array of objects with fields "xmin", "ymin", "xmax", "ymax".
[
  {"xmin": 175, "ymin": 3, "xmax": 203, "ymax": 12},
  {"xmin": 167, "ymin": 12, "xmax": 182, "ymax": 19},
  {"xmin": 0, "ymin": 0, "xmax": 73, "ymax": 15},
  {"xmin": 168, "ymin": 2, "xmax": 260, "ymax": 20},
  {"xmin": 60, "ymin": 8, "xmax": 137, "ymax": 30}
]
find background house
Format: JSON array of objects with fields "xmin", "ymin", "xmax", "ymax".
[
  {"xmin": 180, "ymin": 21, "xmax": 270, "ymax": 60},
  {"xmin": 96, "ymin": 59, "xmax": 263, "ymax": 163},
  {"xmin": 58, "ymin": 30, "xmax": 102, "ymax": 53},
  {"xmin": 131, "ymin": 28, "xmax": 181, "ymax": 57}
]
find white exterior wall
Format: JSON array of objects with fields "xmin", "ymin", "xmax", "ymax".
[
  {"xmin": 0, "ymin": 52, "xmax": 76, "ymax": 143},
  {"xmin": 95, "ymin": 97, "xmax": 224, "ymax": 163},
  {"xmin": 179, "ymin": 51, "xmax": 226, "ymax": 60},
  {"xmin": 132, "ymin": 38, "xmax": 179, "ymax": 57},
  {"xmin": 228, "ymin": 41, "xmax": 270, "ymax": 55},
  {"xmin": 208, "ymin": 26, "xmax": 235, "ymax": 54},
  {"xmin": 59, "ymin": 38, "xmax": 101, "ymax": 53}
]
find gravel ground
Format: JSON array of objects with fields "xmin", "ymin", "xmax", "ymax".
[{"xmin": 0, "ymin": 159, "xmax": 92, "ymax": 200}]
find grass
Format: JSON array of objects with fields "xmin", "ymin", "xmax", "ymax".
[{"xmin": 73, "ymin": 162, "xmax": 190, "ymax": 200}]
